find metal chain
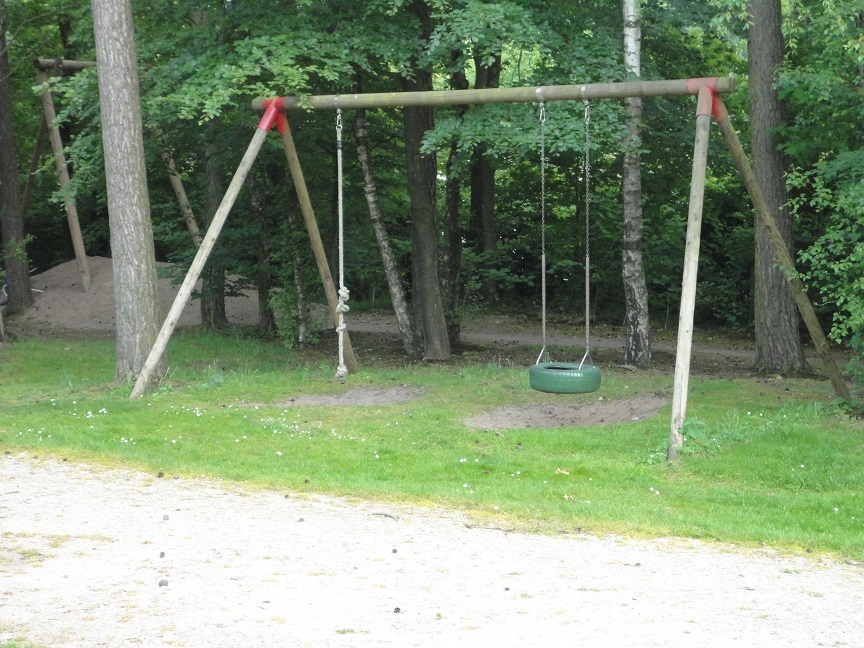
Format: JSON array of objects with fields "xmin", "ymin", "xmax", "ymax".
[
  {"xmin": 580, "ymin": 100, "xmax": 592, "ymax": 369},
  {"xmin": 536, "ymin": 102, "xmax": 548, "ymax": 365},
  {"xmin": 335, "ymin": 108, "xmax": 349, "ymax": 382}
]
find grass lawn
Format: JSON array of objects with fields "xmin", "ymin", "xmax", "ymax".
[{"xmin": 1, "ymin": 330, "xmax": 861, "ymax": 559}]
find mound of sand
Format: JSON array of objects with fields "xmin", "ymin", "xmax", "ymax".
[{"xmin": 6, "ymin": 256, "xmax": 260, "ymax": 336}]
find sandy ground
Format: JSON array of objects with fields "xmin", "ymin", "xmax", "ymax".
[
  {"xmin": 5, "ymin": 256, "xmax": 261, "ymax": 335},
  {"xmin": 2, "ymin": 454, "xmax": 863, "ymax": 648}
]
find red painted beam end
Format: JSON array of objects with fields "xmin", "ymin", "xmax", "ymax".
[{"xmin": 257, "ymin": 99, "xmax": 281, "ymax": 131}]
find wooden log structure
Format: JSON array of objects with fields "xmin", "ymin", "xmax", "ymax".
[
  {"xmin": 252, "ymin": 77, "xmax": 735, "ymax": 112},
  {"xmin": 250, "ymin": 75, "xmax": 848, "ymax": 460},
  {"xmin": 668, "ymin": 87, "xmax": 714, "ymax": 461}
]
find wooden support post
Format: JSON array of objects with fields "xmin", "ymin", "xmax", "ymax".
[
  {"xmin": 131, "ymin": 104, "xmax": 279, "ymax": 397},
  {"xmin": 275, "ymin": 110, "xmax": 359, "ymax": 374},
  {"xmin": 668, "ymin": 87, "xmax": 714, "ymax": 462},
  {"xmin": 713, "ymin": 98, "xmax": 850, "ymax": 401},
  {"xmin": 37, "ymin": 69, "xmax": 91, "ymax": 291}
]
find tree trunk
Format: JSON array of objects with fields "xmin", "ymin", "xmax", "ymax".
[
  {"xmin": 286, "ymin": 200, "xmax": 310, "ymax": 345},
  {"xmin": 0, "ymin": 1, "xmax": 34, "ymax": 314},
  {"xmin": 622, "ymin": 0, "xmax": 651, "ymax": 367},
  {"xmin": 469, "ymin": 53, "xmax": 501, "ymax": 306},
  {"xmin": 442, "ymin": 58, "xmax": 469, "ymax": 347},
  {"xmin": 247, "ymin": 176, "xmax": 276, "ymax": 336},
  {"xmin": 200, "ymin": 124, "xmax": 229, "ymax": 330},
  {"xmin": 403, "ymin": 93, "xmax": 451, "ymax": 360},
  {"xmin": 402, "ymin": 0, "xmax": 450, "ymax": 361},
  {"xmin": 354, "ymin": 108, "xmax": 422, "ymax": 356},
  {"xmin": 91, "ymin": 0, "xmax": 164, "ymax": 383},
  {"xmin": 748, "ymin": 0, "xmax": 806, "ymax": 373}
]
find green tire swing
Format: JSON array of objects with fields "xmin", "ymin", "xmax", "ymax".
[{"xmin": 530, "ymin": 100, "xmax": 601, "ymax": 395}]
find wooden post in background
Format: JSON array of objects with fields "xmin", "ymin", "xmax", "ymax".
[{"xmin": 36, "ymin": 68, "xmax": 91, "ymax": 291}]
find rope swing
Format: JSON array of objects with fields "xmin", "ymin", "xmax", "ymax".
[
  {"xmin": 335, "ymin": 108, "xmax": 350, "ymax": 383},
  {"xmin": 529, "ymin": 100, "xmax": 601, "ymax": 394}
]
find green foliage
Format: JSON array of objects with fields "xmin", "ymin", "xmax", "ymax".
[
  {"xmin": 776, "ymin": 1, "xmax": 864, "ymax": 380},
  {"xmin": 10, "ymin": 0, "xmax": 858, "ymax": 361},
  {"xmin": 791, "ymin": 154, "xmax": 864, "ymax": 378}
]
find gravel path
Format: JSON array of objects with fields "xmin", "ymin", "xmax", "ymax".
[{"xmin": 1, "ymin": 454, "xmax": 862, "ymax": 648}]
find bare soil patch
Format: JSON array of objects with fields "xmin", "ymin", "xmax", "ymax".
[
  {"xmin": 275, "ymin": 385, "xmax": 424, "ymax": 407},
  {"xmin": 465, "ymin": 393, "xmax": 668, "ymax": 430}
]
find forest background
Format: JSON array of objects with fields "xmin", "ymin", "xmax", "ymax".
[{"xmin": 0, "ymin": 0, "xmax": 862, "ymax": 382}]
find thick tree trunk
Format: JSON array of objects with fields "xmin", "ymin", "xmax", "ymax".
[
  {"xmin": 354, "ymin": 108, "xmax": 422, "ymax": 356},
  {"xmin": 748, "ymin": 0, "xmax": 806, "ymax": 373},
  {"xmin": 0, "ymin": 2, "xmax": 34, "ymax": 314},
  {"xmin": 469, "ymin": 54, "xmax": 501, "ymax": 305},
  {"xmin": 200, "ymin": 125, "xmax": 229, "ymax": 330},
  {"xmin": 91, "ymin": 0, "xmax": 164, "ymax": 382},
  {"xmin": 622, "ymin": 0, "xmax": 651, "ymax": 367},
  {"xmin": 403, "ymin": 92, "xmax": 451, "ymax": 360},
  {"xmin": 402, "ymin": 0, "xmax": 450, "ymax": 360}
]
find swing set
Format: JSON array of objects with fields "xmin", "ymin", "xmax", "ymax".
[
  {"xmin": 126, "ymin": 76, "xmax": 850, "ymax": 459},
  {"xmin": 529, "ymin": 99, "xmax": 602, "ymax": 394}
]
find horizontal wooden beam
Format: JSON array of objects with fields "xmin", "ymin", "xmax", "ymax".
[
  {"xmin": 253, "ymin": 77, "xmax": 734, "ymax": 112},
  {"xmin": 34, "ymin": 58, "xmax": 96, "ymax": 71}
]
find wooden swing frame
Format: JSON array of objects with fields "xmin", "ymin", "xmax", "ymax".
[{"xmin": 126, "ymin": 76, "xmax": 848, "ymax": 462}]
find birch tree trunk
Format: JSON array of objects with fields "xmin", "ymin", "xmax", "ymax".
[
  {"xmin": 748, "ymin": 0, "xmax": 806, "ymax": 373},
  {"xmin": 621, "ymin": 0, "xmax": 651, "ymax": 367},
  {"xmin": 91, "ymin": 0, "xmax": 164, "ymax": 382},
  {"xmin": 0, "ymin": 0, "xmax": 33, "ymax": 314},
  {"xmin": 354, "ymin": 108, "xmax": 422, "ymax": 356}
]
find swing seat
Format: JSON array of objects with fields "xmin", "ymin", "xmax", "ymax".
[{"xmin": 529, "ymin": 362, "xmax": 601, "ymax": 394}]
